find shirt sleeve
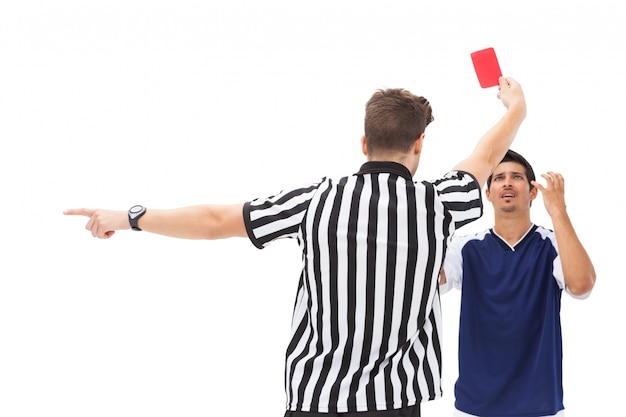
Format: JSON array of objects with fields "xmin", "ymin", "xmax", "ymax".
[
  {"xmin": 432, "ymin": 170, "xmax": 483, "ymax": 229},
  {"xmin": 546, "ymin": 229, "xmax": 593, "ymax": 300},
  {"xmin": 441, "ymin": 235, "xmax": 465, "ymax": 294},
  {"xmin": 243, "ymin": 179, "xmax": 324, "ymax": 249}
]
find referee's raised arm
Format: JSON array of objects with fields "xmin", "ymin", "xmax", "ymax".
[{"xmin": 453, "ymin": 76, "xmax": 527, "ymax": 188}]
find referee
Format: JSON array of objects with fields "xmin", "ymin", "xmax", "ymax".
[{"xmin": 65, "ymin": 76, "xmax": 527, "ymax": 416}]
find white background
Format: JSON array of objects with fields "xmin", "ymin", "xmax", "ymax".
[{"xmin": 1, "ymin": 1, "xmax": 623, "ymax": 416}]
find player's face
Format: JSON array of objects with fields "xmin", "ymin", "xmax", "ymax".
[{"xmin": 486, "ymin": 162, "xmax": 537, "ymax": 213}]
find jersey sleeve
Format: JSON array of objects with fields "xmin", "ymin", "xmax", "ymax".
[
  {"xmin": 243, "ymin": 179, "xmax": 324, "ymax": 249},
  {"xmin": 441, "ymin": 234, "xmax": 465, "ymax": 294},
  {"xmin": 432, "ymin": 170, "xmax": 483, "ymax": 229},
  {"xmin": 543, "ymin": 227, "xmax": 593, "ymax": 300}
]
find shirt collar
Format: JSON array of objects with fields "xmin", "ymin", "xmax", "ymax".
[
  {"xmin": 356, "ymin": 161, "xmax": 413, "ymax": 181},
  {"xmin": 491, "ymin": 224, "xmax": 538, "ymax": 251}
]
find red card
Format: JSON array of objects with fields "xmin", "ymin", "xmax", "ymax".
[{"xmin": 471, "ymin": 48, "xmax": 502, "ymax": 88}]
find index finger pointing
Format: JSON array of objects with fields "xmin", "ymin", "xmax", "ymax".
[{"xmin": 63, "ymin": 208, "xmax": 95, "ymax": 217}]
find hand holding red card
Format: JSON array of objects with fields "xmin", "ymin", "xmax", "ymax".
[{"xmin": 471, "ymin": 48, "xmax": 502, "ymax": 88}]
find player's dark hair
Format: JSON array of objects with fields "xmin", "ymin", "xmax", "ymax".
[
  {"xmin": 487, "ymin": 149, "xmax": 536, "ymax": 190},
  {"xmin": 364, "ymin": 88, "xmax": 434, "ymax": 155}
]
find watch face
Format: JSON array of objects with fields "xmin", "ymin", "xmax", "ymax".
[{"xmin": 129, "ymin": 205, "xmax": 146, "ymax": 231}]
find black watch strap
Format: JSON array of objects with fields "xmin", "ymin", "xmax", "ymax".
[{"xmin": 128, "ymin": 205, "xmax": 147, "ymax": 231}]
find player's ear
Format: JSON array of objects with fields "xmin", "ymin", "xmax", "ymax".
[
  {"xmin": 530, "ymin": 184, "xmax": 538, "ymax": 201},
  {"xmin": 485, "ymin": 187, "xmax": 493, "ymax": 202}
]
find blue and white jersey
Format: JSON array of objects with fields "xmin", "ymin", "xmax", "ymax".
[{"xmin": 442, "ymin": 225, "xmax": 566, "ymax": 417}]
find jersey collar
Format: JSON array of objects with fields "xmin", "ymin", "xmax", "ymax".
[
  {"xmin": 356, "ymin": 161, "xmax": 413, "ymax": 181},
  {"xmin": 491, "ymin": 224, "xmax": 539, "ymax": 251}
]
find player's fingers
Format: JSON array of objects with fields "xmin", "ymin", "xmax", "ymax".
[
  {"xmin": 531, "ymin": 180, "xmax": 545, "ymax": 192},
  {"xmin": 537, "ymin": 174, "xmax": 556, "ymax": 192},
  {"xmin": 541, "ymin": 173, "xmax": 554, "ymax": 183},
  {"xmin": 547, "ymin": 171, "xmax": 564, "ymax": 189}
]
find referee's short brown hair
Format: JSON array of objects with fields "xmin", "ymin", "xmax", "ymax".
[{"xmin": 364, "ymin": 88, "xmax": 434, "ymax": 156}]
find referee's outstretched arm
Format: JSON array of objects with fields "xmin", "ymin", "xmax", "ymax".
[{"xmin": 64, "ymin": 204, "xmax": 246, "ymax": 240}]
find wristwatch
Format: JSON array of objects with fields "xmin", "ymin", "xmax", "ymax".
[{"xmin": 128, "ymin": 205, "xmax": 147, "ymax": 231}]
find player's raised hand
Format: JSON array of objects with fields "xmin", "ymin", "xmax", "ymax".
[
  {"xmin": 64, "ymin": 208, "xmax": 129, "ymax": 239},
  {"xmin": 532, "ymin": 172, "xmax": 567, "ymax": 218}
]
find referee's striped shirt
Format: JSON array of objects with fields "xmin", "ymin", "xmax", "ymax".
[{"xmin": 243, "ymin": 161, "xmax": 483, "ymax": 413}]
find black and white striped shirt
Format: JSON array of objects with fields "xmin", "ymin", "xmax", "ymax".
[{"xmin": 243, "ymin": 161, "xmax": 482, "ymax": 413}]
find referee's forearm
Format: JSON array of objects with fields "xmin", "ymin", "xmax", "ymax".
[{"xmin": 137, "ymin": 204, "xmax": 247, "ymax": 240}]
